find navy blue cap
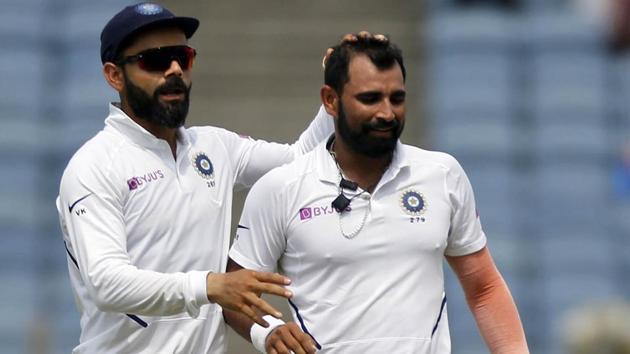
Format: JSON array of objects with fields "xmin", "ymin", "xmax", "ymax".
[{"xmin": 100, "ymin": 2, "xmax": 199, "ymax": 64}]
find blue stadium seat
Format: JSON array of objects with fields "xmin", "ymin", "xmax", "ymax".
[
  {"xmin": 64, "ymin": 3, "xmax": 125, "ymax": 43},
  {"xmin": 428, "ymin": 7, "xmax": 617, "ymax": 354},
  {"xmin": 433, "ymin": 119, "xmax": 516, "ymax": 159},
  {"xmin": 0, "ymin": 48, "xmax": 44, "ymax": 108},
  {"xmin": 0, "ymin": 1, "xmax": 45, "ymax": 41},
  {"xmin": 538, "ymin": 229, "xmax": 616, "ymax": 274},
  {"xmin": 0, "ymin": 119, "xmax": 46, "ymax": 157},
  {"xmin": 0, "ymin": 274, "xmax": 36, "ymax": 334},
  {"xmin": 534, "ymin": 161, "xmax": 609, "ymax": 202},
  {"xmin": 0, "ymin": 159, "xmax": 41, "ymax": 227},
  {"xmin": 431, "ymin": 75, "xmax": 512, "ymax": 122},
  {"xmin": 431, "ymin": 51, "xmax": 512, "ymax": 87},
  {"xmin": 0, "ymin": 226, "xmax": 38, "ymax": 273},
  {"xmin": 540, "ymin": 272, "xmax": 619, "ymax": 354},
  {"xmin": 428, "ymin": 9, "xmax": 517, "ymax": 49},
  {"xmin": 530, "ymin": 53, "xmax": 607, "ymax": 120},
  {"xmin": 63, "ymin": 46, "xmax": 113, "ymax": 103},
  {"xmin": 465, "ymin": 162, "xmax": 518, "ymax": 226},
  {"xmin": 524, "ymin": 13, "xmax": 603, "ymax": 49},
  {"xmin": 55, "ymin": 102, "xmax": 108, "ymax": 152},
  {"xmin": 46, "ymin": 272, "xmax": 81, "ymax": 354},
  {"xmin": 613, "ymin": 202, "xmax": 630, "ymax": 235},
  {"xmin": 531, "ymin": 120, "xmax": 609, "ymax": 159}
]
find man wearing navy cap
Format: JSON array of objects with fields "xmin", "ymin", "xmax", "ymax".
[{"xmin": 56, "ymin": 2, "xmax": 333, "ymax": 353}]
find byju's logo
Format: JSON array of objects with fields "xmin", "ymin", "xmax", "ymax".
[
  {"xmin": 299, "ymin": 208, "xmax": 313, "ymax": 220},
  {"xmin": 299, "ymin": 204, "xmax": 348, "ymax": 221},
  {"xmin": 127, "ymin": 170, "xmax": 165, "ymax": 191}
]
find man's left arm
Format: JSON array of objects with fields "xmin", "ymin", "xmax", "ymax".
[
  {"xmin": 227, "ymin": 105, "xmax": 332, "ymax": 189},
  {"xmin": 446, "ymin": 246, "xmax": 530, "ymax": 354},
  {"xmin": 224, "ymin": 259, "xmax": 316, "ymax": 354},
  {"xmin": 225, "ymin": 167, "xmax": 317, "ymax": 353}
]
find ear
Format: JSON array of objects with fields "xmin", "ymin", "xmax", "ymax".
[
  {"xmin": 320, "ymin": 85, "xmax": 339, "ymax": 118},
  {"xmin": 103, "ymin": 62, "xmax": 125, "ymax": 92}
]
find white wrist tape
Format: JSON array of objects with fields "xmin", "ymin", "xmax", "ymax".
[{"xmin": 250, "ymin": 315, "xmax": 286, "ymax": 353}]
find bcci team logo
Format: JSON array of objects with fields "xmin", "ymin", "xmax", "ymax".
[
  {"xmin": 400, "ymin": 189, "xmax": 427, "ymax": 215},
  {"xmin": 135, "ymin": 3, "xmax": 163, "ymax": 15},
  {"xmin": 192, "ymin": 152, "xmax": 214, "ymax": 179}
]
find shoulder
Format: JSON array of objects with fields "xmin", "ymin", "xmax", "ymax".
[
  {"xmin": 187, "ymin": 125, "xmax": 242, "ymax": 143},
  {"xmin": 60, "ymin": 130, "xmax": 127, "ymax": 194},
  {"xmin": 63, "ymin": 131, "xmax": 123, "ymax": 177},
  {"xmin": 186, "ymin": 125, "xmax": 224, "ymax": 136},
  {"xmin": 402, "ymin": 144, "xmax": 464, "ymax": 174}
]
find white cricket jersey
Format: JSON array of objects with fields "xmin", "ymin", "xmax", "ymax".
[
  {"xmin": 56, "ymin": 103, "xmax": 332, "ymax": 354},
  {"xmin": 229, "ymin": 139, "xmax": 487, "ymax": 354}
]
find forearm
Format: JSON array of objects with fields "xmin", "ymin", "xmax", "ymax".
[
  {"xmin": 62, "ymin": 197, "xmax": 209, "ymax": 317},
  {"xmin": 466, "ymin": 276, "xmax": 529, "ymax": 354},
  {"xmin": 448, "ymin": 248, "xmax": 529, "ymax": 354},
  {"xmin": 222, "ymin": 258, "xmax": 289, "ymax": 350},
  {"xmin": 224, "ymin": 308, "xmax": 254, "ymax": 342},
  {"xmin": 85, "ymin": 262, "xmax": 209, "ymax": 317},
  {"xmin": 233, "ymin": 105, "xmax": 333, "ymax": 188},
  {"xmin": 292, "ymin": 105, "xmax": 334, "ymax": 154}
]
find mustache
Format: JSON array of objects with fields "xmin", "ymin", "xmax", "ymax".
[
  {"xmin": 365, "ymin": 118, "xmax": 400, "ymax": 131},
  {"xmin": 155, "ymin": 76, "xmax": 189, "ymax": 96}
]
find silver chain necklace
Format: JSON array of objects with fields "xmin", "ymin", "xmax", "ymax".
[
  {"xmin": 329, "ymin": 141, "xmax": 372, "ymax": 239},
  {"xmin": 338, "ymin": 196, "xmax": 371, "ymax": 239}
]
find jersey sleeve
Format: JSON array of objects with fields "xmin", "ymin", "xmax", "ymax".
[
  {"xmin": 57, "ymin": 154, "xmax": 209, "ymax": 317},
  {"xmin": 443, "ymin": 157, "xmax": 487, "ymax": 257},
  {"xmin": 228, "ymin": 169, "xmax": 287, "ymax": 272},
  {"xmin": 223, "ymin": 105, "xmax": 333, "ymax": 189}
]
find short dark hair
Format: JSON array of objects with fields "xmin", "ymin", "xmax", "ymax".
[{"xmin": 324, "ymin": 35, "xmax": 406, "ymax": 95}]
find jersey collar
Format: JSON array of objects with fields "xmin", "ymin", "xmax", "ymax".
[
  {"xmin": 315, "ymin": 135, "xmax": 410, "ymax": 188},
  {"xmin": 105, "ymin": 103, "xmax": 191, "ymax": 150}
]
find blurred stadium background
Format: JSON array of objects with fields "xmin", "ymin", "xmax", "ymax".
[{"xmin": 1, "ymin": 0, "xmax": 629, "ymax": 353}]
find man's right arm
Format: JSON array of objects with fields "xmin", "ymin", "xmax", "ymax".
[
  {"xmin": 58, "ymin": 160, "xmax": 290, "ymax": 325},
  {"xmin": 447, "ymin": 247, "xmax": 529, "ymax": 353}
]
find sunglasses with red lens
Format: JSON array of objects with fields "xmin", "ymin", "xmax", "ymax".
[{"xmin": 117, "ymin": 45, "xmax": 196, "ymax": 72}]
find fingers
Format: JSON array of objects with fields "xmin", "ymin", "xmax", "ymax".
[
  {"xmin": 340, "ymin": 31, "xmax": 388, "ymax": 44},
  {"xmin": 266, "ymin": 324, "xmax": 317, "ymax": 354},
  {"xmin": 374, "ymin": 33, "xmax": 388, "ymax": 41},
  {"xmin": 238, "ymin": 302, "xmax": 270, "ymax": 328},
  {"xmin": 342, "ymin": 33, "xmax": 356, "ymax": 42},
  {"xmin": 322, "ymin": 47, "xmax": 334, "ymax": 69},
  {"xmin": 247, "ymin": 294, "xmax": 283, "ymax": 320},
  {"xmin": 323, "ymin": 31, "xmax": 389, "ymax": 70},
  {"xmin": 289, "ymin": 325, "xmax": 317, "ymax": 353},
  {"xmin": 272, "ymin": 339, "xmax": 291, "ymax": 354},
  {"xmin": 254, "ymin": 282, "xmax": 293, "ymax": 299},
  {"xmin": 255, "ymin": 271, "xmax": 292, "ymax": 286},
  {"xmin": 277, "ymin": 329, "xmax": 303, "ymax": 354},
  {"xmin": 253, "ymin": 271, "xmax": 293, "ymax": 299},
  {"xmin": 208, "ymin": 270, "xmax": 292, "ymax": 324},
  {"xmin": 357, "ymin": 30, "xmax": 371, "ymax": 38}
]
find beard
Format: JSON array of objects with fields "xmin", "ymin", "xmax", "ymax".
[
  {"xmin": 336, "ymin": 101, "xmax": 403, "ymax": 158},
  {"xmin": 123, "ymin": 72, "xmax": 191, "ymax": 128}
]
